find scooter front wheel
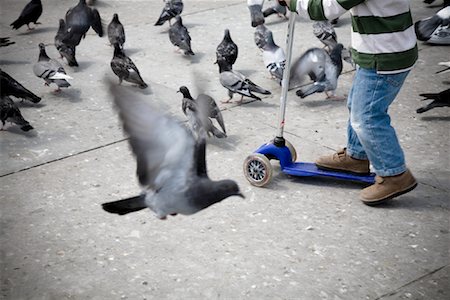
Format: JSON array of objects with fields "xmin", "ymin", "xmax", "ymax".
[{"xmin": 243, "ymin": 154, "xmax": 273, "ymax": 187}]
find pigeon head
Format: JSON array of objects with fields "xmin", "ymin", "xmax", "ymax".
[
  {"xmin": 214, "ymin": 179, "xmax": 245, "ymax": 201},
  {"xmin": 192, "ymin": 179, "xmax": 244, "ymax": 212},
  {"xmin": 178, "ymin": 86, "xmax": 193, "ymax": 99},
  {"xmin": 224, "ymin": 29, "xmax": 232, "ymax": 41},
  {"xmin": 37, "ymin": 43, "xmax": 50, "ymax": 61},
  {"xmin": 113, "ymin": 13, "xmax": 119, "ymax": 21},
  {"xmin": 113, "ymin": 43, "xmax": 125, "ymax": 57}
]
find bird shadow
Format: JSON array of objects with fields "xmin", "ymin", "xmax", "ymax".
[
  {"xmin": 299, "ymin": 98, "xmax": 346, "ymax": 108},
  {"xmin": 53, "ymin": 88, "xmax": 82, "ymax": 102},
  {"xmin": 17, "ymin": 26, "xmax": 56, "ymax": 35},
  {"xmin": 186, "ymin": 52, "xmax": 205, "ymax": 64},
  {"xmin": 72, "ymin": 60, "xmax": 96, "ymax": 72},
  {"xmin": 0, "ymin": 60, "xmax": 29, "ymax": 65},
  {"xmin": 418, "ymin": 115, "xmax": 450, "ymax": 121},
  {"xmin": 124, "ymin": 84, "xmax": 153, "ymax": 95},
  {"xmin": 1, "ymin": 126, "xmax": 38, "ymax": 137}
]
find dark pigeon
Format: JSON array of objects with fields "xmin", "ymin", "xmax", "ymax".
[
  {"xmin": 107, "ymin": 13, "xmax": 125, "ymax": 49},
  {"xmin": 248, "ymin": 0, "xmax": 265, "ymax": 27},
  {"xmin": 262, "ymin": 1, "xmax": 287, "ymax": 19},
  {"xmin": 155, "ymin": 0, "xmax": 184, "ymax": 26},
  {"xmin": 178, "ymin": 86, "xmax": 226, "ymax": 139},
  {"xmin": 290, "ymin": 44, "xmax": 344, "ymax": 100},
  {"xmin": 1, "ymin": 96, "xmax": 34, "ymax": 131},
  {"xmin": 169, "ymin": 16, "xmax": 194, "ymax": 55},
  {"xmin": 110, "ymin": 44, "xmax": 148, "ymax": 89},
  {"xmin": 55, "ymin": 19, "xmax": 79, "ymax": 67},
  {"xmin": 254, "ymin": 24, "xmax": 271, "ymax": 49},
  {"xmin": 101, "ymin": 83, "xmax": 244, "ymax": 219},
  {"xmin": 216, "ymin": 29, "xmax": 238, "ymax": 67},
  {"xmin": 0, "ymin": 37, "xmax": 15, "ymax": 47},
  {"xmin": 261, "ymin": 30, "xmax": 285, "ymax": 83},
  {"xmin": 416, "ymin": 89, "xmax": 450, "ymax": 113},
  {"xmin": 63, "ymin": 0, "xmax": 103, "ymax": 47},
  {"xmin": 217, "ymin": 59, "xmax": 271, "ymax": 103},
  {"xmin": 33, "ymin": 43, "xmax": 72, "ymax": 91},
  {"xmin": 0, "ymin": 69, "xmax": 41, "ymax": 103},
  {"xmin": 10, "ymin": 0, "xmax": 42, "ymax": 30}
]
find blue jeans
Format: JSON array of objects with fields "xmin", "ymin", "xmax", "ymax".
[{"xmin": 346, "ymin": 67, "xmax": 409, "ymax": 177}]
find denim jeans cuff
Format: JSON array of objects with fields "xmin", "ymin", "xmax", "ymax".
[
  {"xmin": 346, "ymin": 148, "xmax": 368, "ymax": 160},
  {"xmin": 374, "ymin": 165, "xmax": 407, "ymax": 177}
]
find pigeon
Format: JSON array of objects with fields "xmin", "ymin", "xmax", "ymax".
[
  {"xmin": 63, "ymin": 0, "xmax": 103, "ymax": 47},
  {"xmin": 178, "ymin": 86, "xmax": 226, "ymax": 139},
  {"xmin": 55, "ymin": 19, "xmax": 79, "ymax": 67},
  {"xmin": 261, "ymin": 30, "xmax": 285, "ymax": 83},
  {"xmin": 33, "ymin": 43, "xmax": 72, "ymax": 91},
  {"xmin": 262, "ymin": 1, "xmax": 287, "ymax": 19},
  {"xmin": 217, "ymin": 59, "xmax": 271, "ymax": 103},
  {"xmin": 155, "ymin": 0, "xmax": 184, "ymax": 26},
  {"xmin": 416, "ymin": 89, "xmax": 450, "ymax": 113},
  {"xmin": 169, "ymin": 16, "xmax": 194, "ymax": 55},
  {"xmin": 0, "ymin": 69, "xmax": 41, "ymax": 103},
  {"xmin": 0, "ymin": 37, "xmax": 15, "ymax": 47},
  {"xmin": 415, "ymin": 6, "xmax": 450, "ymax": 41},
  {"xmin": 0, "ymin": 96, "xmax": 34, "ymax": 131},
  {"xmin": 313, "ymin": 21, "xmax": 338, "ymax": 51},
  {"xmin": 216, "ymin": 29, "xmax": 238, "ymax": 66},
  {"xmin": 108, "ymin": 13, "xmax": 125, "ymax": 49},
  {"xmin": 248, "ymin": 0, "xmax": 265, "ymax": 27},
  {"xmin": 10, "ymin": 0, "xmax": 42, "ymax": 30},
  {"xmin": 101, "ymin": 83, "xmax": 244, "ymax": 219},
  {"xmin": 110, "ymin": 44, "xmax": 148, "ymax": 89},
  {"xmin": 290, "ymin": 44, "xmax": 344, "ymax": 100},
  {"xmin": 254, "ymin": 24, "xmax": 271, "ymax": 49}
]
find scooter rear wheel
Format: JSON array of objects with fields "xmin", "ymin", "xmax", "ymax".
[
  {"xmin": 243, "ymin": 154, "xmax": 273, "ymax": 187},
  {"xmin": 284, "ymin": 140, "xmax": 297, "ymax": 162}
]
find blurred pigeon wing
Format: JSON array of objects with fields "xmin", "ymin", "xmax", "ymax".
[{"xmin": 290, "ymin": 48, "xmax": 327, "ymax": 86}]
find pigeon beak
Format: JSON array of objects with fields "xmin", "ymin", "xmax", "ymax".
[{"xmin": 213, "ymin": 60, "xmax": 217, "ymax": 65}]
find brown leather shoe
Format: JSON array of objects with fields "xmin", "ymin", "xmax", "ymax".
[
  {"xmin": 315, "ymin": 148, "xmax": 370, "ymax": 174},
  {"xmin": 360, "ymin": 169, "xmax": 417, "ymax": 205}
]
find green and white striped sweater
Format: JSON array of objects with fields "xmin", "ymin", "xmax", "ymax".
[{"xmin": 288, "ymin": 0, "xmax": 418, "ymax": 73}]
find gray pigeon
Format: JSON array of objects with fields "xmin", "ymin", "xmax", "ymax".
[
  {"xmin": 10, "ymin": 0, "xmax": 42, "ymax": 30},
  {"xmin": 55, "ymin": 19, "xmax": 79, "ymax": 67},
  {"xmin": 63, "ymin": 0, "xmax": 103, "ymax": 47},
  {"xmin": 155, "ymin": 0, "xmax": 184, "ymax": 26},
  {"xmin": 261, "ymin": 30, "xmax": 285, "ymax": 83},
  {"xmin": 101, "ymin": 83, "xmax": 244, "ymax": 219},
  {"xmin": 1, "ymin": 96, "xmax": 34, "ymax": 131},
  {"xmin": 248, "ymin": 0, "xmax": 265, "ymax": 27},
  {"xmin": 217, "ymin": 60, "xmax": 271, "ymax": 103},
  {"xmin": 178, "ymin": 86, "xmax": 226, "ymax": 139},
  {"xmin": 111, "ymin": 44, "xmax": 148, "ymax": 89},
  {"xmin": 263, "ymin": 1, "xmax": 287, "ymax": 19},
  {"xmin": 1, "ymin": 69, "xmax": 41, "ymax": 103},
  {"xmin": 0, "ymin": 37, "xmax": 15, "ymax": 47},
  {"xmin": 254, "ymin": 24, "xmax": 271, "ymax": 49},
  {"xmin": 33, "ymin": 43, "xmax": 72, "ymax": 91},
  {"xmin": 216, "ymin": 29, "xmax": 238, "ymax": 67},
  {"xmin": 169, "ymin": 16, "xmax": 194, "ymax": 55},
  {"xmin": 312, "ymin": 21, "xmax": 337, "ymax": 50},
  {"xmin": 108, "ymin": 13, "xmax": 125, "ymax": 49},
  {"xmin": 290, "ymin": 44, "xmax": 344, "ymax": 99}
]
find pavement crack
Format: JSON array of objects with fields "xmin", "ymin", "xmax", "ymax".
[{"xmin": 374, "ymin": 265, "xmax": 448, "ymax": 300}]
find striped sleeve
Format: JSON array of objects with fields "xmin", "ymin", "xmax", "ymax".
[{"xmin": 293, "ymin": 0, "xmax": 365, "ymax": 20}]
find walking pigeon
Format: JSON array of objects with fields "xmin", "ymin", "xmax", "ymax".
[
  {"xmin": 261, "ymin": 30, "xmax": 285, "ymax": 83},
  {"xmin": 55, "ymin": 19, "xmax": 79, "ymax": 67},
  {"xmin": 178, "ymin": 86, "xmax": 226, "ymax": 139},
  {"xmin": 10, "ymin": 0, "xmax": 42, "ymax": 30},
  {"xmin": 248, "ymin": 0, "xmax": 265, "ymax": 27},
  {"xmin": 217, "ymin": 60, "xmax": 271, "ymax": 103},
  {"xmin": 169, "ymin": 16, "xmax": 194, "ymax": 55},
  {"xmin": 101, "ymin": 83, "xmax": 244, "ymax": 219},
  {"xmin": 263, "ymin": 1, "xmax": 287, "ymax": 19},
  {"xmin": 33, "ymin": 43, "xmax": 72, "ymax": 91},
  {"xmin": 1, "ymin": 96, "xmax": 34, "ymax": 131},
  {"xmin": 155, "ymin": 0, "xmax": 184, "ymax": 26},
  {"xmin": 0, "ymin": 37, "xmax": 15, "ymax": 47},
  {"xmin": 416, "ymin": 88, "xmax": 450, "ymax": 113},
  {"xmin": 290, "ymin": 44, "xmax": 344, "ymax": 100},
  {"xmin": 110, "ymin": 44, "xmax": 148, "ymax": 89},
  {"xmin": 254, "ymin": 24, "xmax": 271, "ymax": 49},
  {"xmin": 1, "ymin": 69, "xmax": 41, "ymax": 103},
  {"xmin": 63, "ymin": 0, "xmax": 103, "ymax": 47},
  {"xmin": 216, "ymin": 29, "xmax": 238, "ymax": 66},
  {"xmin": 108, "ymin": 13, "xmax": 125, "ymax": 49}
]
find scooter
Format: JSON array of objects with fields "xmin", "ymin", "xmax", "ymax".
[{"xmin": 243, "ymin": 16, "xmax": 375, "ymax": 187}]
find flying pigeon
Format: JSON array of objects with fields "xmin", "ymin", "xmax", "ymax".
[
  {"xmin": 262, "ymin": 1, "xmax": 287, "ymax": 19},
  {"xmin": 416, "ymin": 88, "xmax": 450, "ymax": 113},
  {"xmin": 261, "ymin": 30, "xmax": 285, "ymax": 83},
  {"xmin": 1, "ymin": 96, "xmax": 34, "ymax": 132},
  {"xmin": 55, "ymin": 19, "xmax": 79, "ymax": 67},
  {"xmin": 108, "ymin": 13, "xmax": 125, "ymax": 49},
  {"xmin": 178, "ymin": 86, "xmax": 226, "ymax": 139},
  {"xmin": 415, "ymin": 6, "xmax": 450, "ymax": 42},
  {"xmin": 33, "ymin": 43, "xmax": 72, "ymax": 91},
  {"xmin": 290, "ymin": 44, "xmax": 344, "ymax": 100},
  {"xmin": 101, "ymin": 83, "xmax": 244, "ymax": 219},
  {"xmin": 0, "ymin": 37, "xmax": 15, "ymax": 47},
  {"xmin": 312, "ymin": 21, "xmax": 337, "ymax": 51},
  {"xmin": 10, "ymin": 0, "xmax": 42, "ymax": 31},
  {"xmin": 216, "ymin": 29, "xmax": 238, "ymax": 66},
  {"xmin": 110, "ymin": 44, "xmax": 148, "ymax": 89},
  {"xmin": 63, "ymin": 0, "xmax": 103, "ymax": 47},
  {"xmin": 248, "ymin": 0, "xmax": 265, "ymax": 27},
  {"xmin": 0, "ymin": 69, "xmax": 41, "ymax": 103},
  {"xmin": 254, "ymin": 24, "xmax": 271, "ymax": 49},
  {"xmin": 169, "ymin": 16, "xmax": 194, "ymax": 55},
  {"xmin": 217, "ymin": 59, "xmax": 271, "ymax": 103},
  {"xmin": 155, "ymin": 0, "xmax": 184, "ymax": 26}
]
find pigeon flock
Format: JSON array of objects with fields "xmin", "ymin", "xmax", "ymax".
[{"xmin": 1, "ymin": 0, "xmax": 449, "ymax": 219}]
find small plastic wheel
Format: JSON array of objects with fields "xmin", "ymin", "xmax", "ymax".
[
  {"xmin": 285, "ymin": 140, "xmax": 297, "ymax": 162},
  {"xmin": 243, "ymin": 154, "xmax": 273, "ymax": 187}
]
